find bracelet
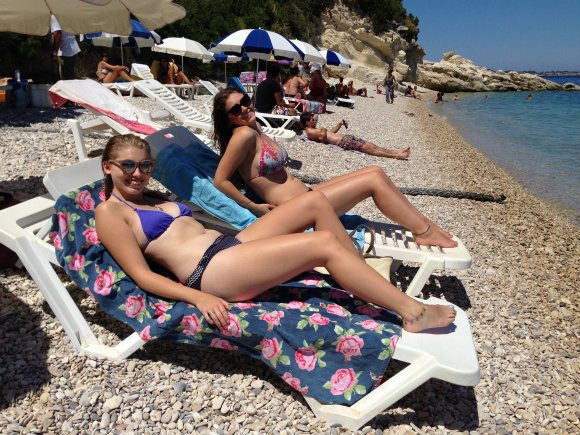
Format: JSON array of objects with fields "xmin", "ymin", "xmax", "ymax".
[
  {"xmin": 413, "ymin": 224, "xmax": 431, "ymax": 237},
  {"xmin": 240, "ymin": 199, "xmax": 253, "ymax": 207}
]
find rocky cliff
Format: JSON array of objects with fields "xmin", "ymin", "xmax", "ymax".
[
  {"xmin": 320, "ymin": 3, "xmax": 565, "ymax": 92},
  {"xmin": 417, "ymin": 52, "xmax": 563, "ymax": 92},
  {"xmin": 320, "ymin": 2, "xmax": 422, "ymax": 85}
]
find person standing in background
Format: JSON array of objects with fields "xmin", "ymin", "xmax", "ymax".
[{"xmin": 51, "ymin": 15, "xmax": 80, "ymax": 81}]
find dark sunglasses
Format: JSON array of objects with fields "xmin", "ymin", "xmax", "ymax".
[
  {"xmin": 109, "ymin": 159, "xmax": 155, "ymax": 174},
  {"xmin": 227, "ymin": 94, "xmax": 252, "ymax": 116}
]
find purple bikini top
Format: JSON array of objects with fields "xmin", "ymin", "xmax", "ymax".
[{"xmin": 111, "ymin": 192, "xmax": 191, "ymax": 244}]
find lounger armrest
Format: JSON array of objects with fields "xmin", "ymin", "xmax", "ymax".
[{"xmin": 0, "ymin": 195, "xmax": 57, "ymax": 262}]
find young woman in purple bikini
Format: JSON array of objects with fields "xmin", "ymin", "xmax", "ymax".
[
  {"xmin": 95, "ymin": 134, "xmax": 456, "ymax": 333},
  {"xmin": 212, "ymin": 88, "xmax": 456, "ymax": 248}
]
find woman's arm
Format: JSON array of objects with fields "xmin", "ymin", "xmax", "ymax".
[
  {"xmin": 214, "ymin": 127, "xmax": 275, "ymax": 215},
  {"xmin": 95, "ymin": 203, "xmax": 230, "ymax": 327}
]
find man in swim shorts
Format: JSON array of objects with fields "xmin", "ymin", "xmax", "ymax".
[{"xmin": 300, "ymin": 113, "xmax": 411, "ymax": 160}]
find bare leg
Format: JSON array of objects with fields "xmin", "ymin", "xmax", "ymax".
[
  {"xmin": 361, "ymin": 143, "xmax": 411, "ymax": 160},
  {"xmin": 237, "ymin": 190, "xmax": 359, "ymax": 256},
  {"xmin": 103, "ymin": 71, "xmax": 120, "ymax": 83},
  {"xmin": 311, "ymin": 166, "xmax": 457, "ymax": 248},
  {"xmin": 202, "ymin": 230, "xmax": 456, "ymax": 332},
  {"xmin": 118, "ymin": 70, "xmax": 134, "ymax": 82}
]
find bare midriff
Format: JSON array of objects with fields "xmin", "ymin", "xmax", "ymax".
[
  {"xmin": 246, "ymin": 169, "xmax": 310, "ymax": 205},
  {"xmin": 139, "ymin": 217, "xmax": 222, "ymax": 282}
]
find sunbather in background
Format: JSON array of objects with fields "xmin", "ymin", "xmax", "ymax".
[
  {"xmin": 96, "ymin": 134, "xmax": 456, "ymax": 332},
  {"xmin": 299, "ymin": 112, "xmax": 410, "ymax": 159},
  {"xmin": 96, "ymin": 53, "xmax": 134, "ymax": 83},
  {"xmin": 211, "ymin": 88, "xmax": 457, "ymax": 249}
]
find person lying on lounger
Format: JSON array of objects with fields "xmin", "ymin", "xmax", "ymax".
[
  {"xmin": 298, "ymin": 113, "xmax": 411, "ymax": 160},
  {"xmin": 95, "ymin": 134, "xmax": 456, "ymax": 332},
  {"xmin": 211, "ymin": 89, "xmax": 457, "ymax": 249}
]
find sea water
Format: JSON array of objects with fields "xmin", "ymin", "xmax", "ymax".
[{"xmin": 428, "ymin": 76, "xmax": 580, "ymax": 226}]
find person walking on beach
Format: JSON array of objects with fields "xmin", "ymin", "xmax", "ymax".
[
  {"xmin": 383, "ymin": 70, "xmax": 396, "ymax": 104},
  {"xmin": 299, "ymin": 113, "xmax": 410, "ymax": 160},
  {"xmin": 50, "ymin": 15, "xmax": 80, "ymax": 81}
]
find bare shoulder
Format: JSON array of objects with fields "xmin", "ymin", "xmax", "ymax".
[
  {"xmin": 230, "ymin": 126, "xmax": 258, "ymax": 150},
  {"xmin": 95, "ymin": 200, "xmax": 125, "ymax": 220}
]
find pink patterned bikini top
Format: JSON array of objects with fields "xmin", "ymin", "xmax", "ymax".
[{"xmin": 249, "ymin": 137, "xmax": 288, "ymax": 180}]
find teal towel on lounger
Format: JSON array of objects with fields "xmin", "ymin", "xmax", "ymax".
[{"xmin": 148, "ymin": 127, "xmax": 366, "ymax": 246}]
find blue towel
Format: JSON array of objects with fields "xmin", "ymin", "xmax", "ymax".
[
  {"xmin": 148, "ymin": 127, "xmax": 366, "ymax": 244},
  {"xmin": 151, "ymin": 136, "xmax": 257, "ymax": 230},
  {"xmin": 227, "ymin": 76, "xmax": 249, "ymax": 95}
]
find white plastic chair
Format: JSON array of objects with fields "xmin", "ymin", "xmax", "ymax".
[
  {"xmin": 133, "ymin": 79, "xmax": 296, "ymax": 142},
  {"xmin": 131, "ymin": 63, "xmax": 195, "ymax": 100},
  {"xmin": 0, "ymin": 158, "xmax": 479, "ymax": 430}
]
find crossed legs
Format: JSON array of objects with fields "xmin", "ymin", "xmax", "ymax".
[
  {"xmin": 311, "ymin": 166, "xmax": 457, "ymax": 248},
  {"xmin": 201, "ymin": 191, "xmax": 456, "ymax": 332},
  {"xmin": 360, "ymin": 142, "xmax": 411, "ymax": 160}
]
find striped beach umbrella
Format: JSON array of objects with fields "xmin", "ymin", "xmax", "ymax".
[
  {"xmin": 210, "ymin": 28, "xmax": 301, "ymax": 61},
  {"xmin": 319, "ymin": 49, "xmax": 351, "ymax": 68},
  {"xmin": 81, "ymin": 19, "xmax": 161, "ymax": 65},
  {"xmin": 290, "ymin": 39, "xmax": 326, "ymax": 64}
]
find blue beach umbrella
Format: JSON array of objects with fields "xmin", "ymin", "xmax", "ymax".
[
  {"xmin": 210, "ymin": 28, "xmax": 301, "ymax": 61},
  {"xmin": 81, "ymin": 19, "xmax": 162, "ymax": 65},
  {"xmin": 209, "ymin": 52, "xmax": 249, "ymax": 82},
  {"xmin": 319, "ymin": 49, "xmax": 351, "ymax": 68}
]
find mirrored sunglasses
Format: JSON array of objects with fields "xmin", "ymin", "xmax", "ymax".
[
  {"xmin": 109, "ymin": 159, "xmax": 155, "ymax": 174},
  {"xmin": 227, "ymin": 94, "xmax": 252, "ymax": 116}
]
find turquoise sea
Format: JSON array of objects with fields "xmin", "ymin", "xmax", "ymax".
[{"xmin": 428, "ymin": 76, "xmax": 580, "ymax": 226}]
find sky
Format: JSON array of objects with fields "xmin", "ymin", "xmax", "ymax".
[{"xmin": 403, "ymin": 0, "xmax": 580, "ymax": 72}]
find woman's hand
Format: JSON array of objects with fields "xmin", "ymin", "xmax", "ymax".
[
  {"xmin": 249, "ymin": 202, "xmax": 276, "ymax": 216},
  {"xmin": 192, "ymin": 291, "xmax": 232, "ymax": 330}
]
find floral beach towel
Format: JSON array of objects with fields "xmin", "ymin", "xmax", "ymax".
[{"xmin": 51, "ymin": 181, "xmax": 402, "ymax": 405}]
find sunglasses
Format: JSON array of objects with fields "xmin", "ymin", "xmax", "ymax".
[
  {"xmin": 109, "ymin": 159, "xmax": 155, "ymax": 174},
  {"xmin": 227, "ymin": 94, "xmax": 252, "ymax": 116}
]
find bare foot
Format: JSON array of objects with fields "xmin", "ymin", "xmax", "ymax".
[
  {"xmin": 414, "ymin": 224, "xmax": 458, "ymax": 248},
  {"xmin": 403, "ymin": 302, "xmax": 456, "ymax": 333},
  {"xmin": 427, "ymin": 220, "xmax": 454, "ymax": 239},
  {"xmin": 395, "ymin": 147, "xmax": 411, "ymax": 160}
]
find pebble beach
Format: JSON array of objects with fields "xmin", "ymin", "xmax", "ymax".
[{"xmin": 0, "ymin": 86, "xmax": 578, "ymax": 434}]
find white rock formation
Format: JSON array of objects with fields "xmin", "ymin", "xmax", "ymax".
[
  {"xmin": 319, "ymin": 2, "xmax": 422, "ymax": 86},
  {"xmin": 417, "ymin": 52, "xmax": 563, "ymax": 92}
]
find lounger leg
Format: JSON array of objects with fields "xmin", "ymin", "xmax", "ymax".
[
  {"xmin": 405, "ymin": 257, "xmax": 443, "ymax": 297},
  {"xmin": 67, "ymin": 119, "xmax": 89, "ymax": 161},
  {"xmin": 15, "ymin": 236, "xmax": 146, "ymax": 360},
  {"xmin": 304, "ymin": 354, "xmax": 436, "ymax": 430}
]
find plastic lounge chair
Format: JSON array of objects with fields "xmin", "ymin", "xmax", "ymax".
[
  {"xmin": 146, "ymin": 126, "xmax": 472, "ymax": 297},
  {"xmin": 101, "ymin": 82, "xmax": 136, "ymax": 97},
  {"xmin": 0, "ymin": 157, "xmax": 479, "ymax": 430},
  {"xmin": 48, "ymin": 79, "xmax": 212, "ymax": 162},
  {"xmin": 197, "ymin": 79, "xmax": 220, "ymax": 114},
  {"xmin": 131, "ymin": 63, "xmax": 194, "ymax": 100},
  {"xmin": 133, "ymin": 79, "xmax": 296, "ymax": 142}
]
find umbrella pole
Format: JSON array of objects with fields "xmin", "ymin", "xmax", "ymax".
[
  {"xmin": 121, "ymin": 46, "xmax": 124, "ymax": 67},
  {"xmin": 224, "ymin": 63, "xmax": 227, "ymax": 83},
  {"xmin": 181, "ymin": 56, "xmax": 184, "ymax": 72}
]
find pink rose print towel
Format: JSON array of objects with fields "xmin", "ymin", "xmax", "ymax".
[{"xmin": 52, "ymin": 181, "xmax": 402, "ymax": 405}]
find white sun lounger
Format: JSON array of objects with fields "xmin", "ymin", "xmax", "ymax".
[
  {"xmin": 132, "ymin": 79, "xmax": 296, "ymax": 143},
  {"xmin": 48, "ymin": 79, "xmax": 214, "ymax": 162},
  {"xmin": 0, "ymin": 159, "xmax": 479, "ymax": 431},
  {"xmin": 131, "ymin": 63, "xmax": 195, "ymax": 100}
]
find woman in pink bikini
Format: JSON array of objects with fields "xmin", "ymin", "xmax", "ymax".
[
  {"xmin": 95, "ymin": 134, "xmax": 456, "ymax": 332},
  {"xmin": 212, "ymin": 89, "xmax": 457, "ymax": 248}
]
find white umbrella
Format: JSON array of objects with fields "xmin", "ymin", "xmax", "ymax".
[
  {"xmin": 210, "ymin": 28, "xmax": 301, "ymax": 61},
  {"xmin": 0, "ymin": 0, "xmax": 185, "ymax": 36},
  {"xmin": 289, "ymin": 39, "xmax": 326, "ymax": 64},
  {"xmin": 319, "ymin": 49, "xmax": 351, "ymax": 68},
  {"xmin": 153, "ymin": 37, "xmax": 213, "ymax": 71}
]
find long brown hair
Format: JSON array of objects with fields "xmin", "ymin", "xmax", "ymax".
[
  {"xmin": 212, "ymin": 88, "xmax": 245, "ymax": 157},
  {"xmin": 101, "ymin": 134, "xmax": 151, "ymax": 198}
]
